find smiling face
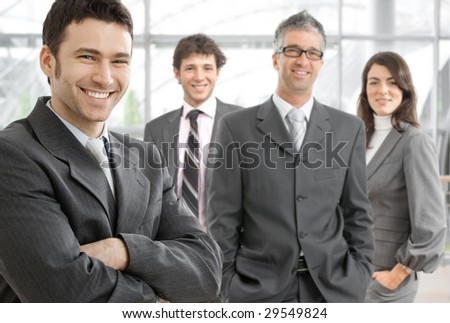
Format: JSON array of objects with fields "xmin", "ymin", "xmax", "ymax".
[
  {"xmin": 174, "ymin": 53, "xmax": 220, "ymax": 108},
  {"xmin": 272, "ymin": 29, "xmax": 324, "ymax": 106},
  {"xmin": 40, "ymin": 18, "xmax": 132, "ymax": 137},
  {"xmin": 366, "ymin": 63, "xmax": 403, "ymax": 116}
]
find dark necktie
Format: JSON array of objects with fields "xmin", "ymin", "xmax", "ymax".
[{"xmin": 182, "ymin": 109, "xmax": 202, "ymax": 217}]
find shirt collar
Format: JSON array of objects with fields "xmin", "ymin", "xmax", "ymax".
[
  {"xmin": 46, "ymin": 99, "xmax": 110, "ymax": 147},
  {"xmin": 273, "ymin": 92, "xmax": 314, "ymax": 122},
  {"xmin": 182, "ymin": 95, "xmax": 217, "ymax": 119}
]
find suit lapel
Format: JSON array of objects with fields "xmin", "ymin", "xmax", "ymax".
[
  {"xmin": 211, "ymin": 99, "xmax": 227, "ymax": 141},
  {"xmin": 256, "ymin": 97, "xmax": 295, "ymax": 156},
  {"xmin": 27, "ymin": 98, "xmax": 117, "ymax": 228},
  {"xmin": 109, "ymin": 133, "xmax": 150, "ymax": 233},
  {"xmin": 164, "ymin": 108, "xmax": 182, "ymax": 182},
  {"xmin": 302, "ymin": 101, "xmax": 331, "ymax": 148},
  {"xmin": 367, "ymin": 128, "xmax": 403, "ymax": 180}
]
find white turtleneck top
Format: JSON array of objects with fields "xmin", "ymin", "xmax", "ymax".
[{"xmin": 366, "ymin": 114, "xmax": 393, "ymax": 164}]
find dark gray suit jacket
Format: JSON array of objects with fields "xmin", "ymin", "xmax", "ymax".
[
  {"xmin": 143, "ymin": 98, "xmax": 242, "ymax": 184},
  {"xmin": 0, "ymin": 96, "xmax": 223, "ymax": 302},
  {"xmin": 367, "ymin": 123, "xmax": 446, "ymax": 272},
  {"xmin": 206, "ymin": 97, "xmax": 374, "ymax": 302}
]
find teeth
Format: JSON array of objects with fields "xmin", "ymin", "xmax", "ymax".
[
  {"xmin": 294, "ymin": 71, "xmax": 307, "ymax": 75},
  {"xmin": 85, "ymin": 90, "xmax": 109, "ymax": 99}
]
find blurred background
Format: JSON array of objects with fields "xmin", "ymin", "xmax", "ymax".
[{"xmin": 0, "ymin": 0, "xmax": 449, "ymax": 301}]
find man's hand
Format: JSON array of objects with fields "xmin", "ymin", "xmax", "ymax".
[{"xmin": 80, "ymin": 237, "xmax": 129, "ymax": 271}]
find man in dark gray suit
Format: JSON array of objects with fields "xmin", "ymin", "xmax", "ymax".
[
  {"xmin": 206, "ymin": 10, "xmax": 374, "ymax": 302},
  {"xmin": 144, "ymin": 34, "xmax": 241, "ymax": 230},
  {"xmin": 0, "ymin": 0, "xmax": 222, "ymax": 302}
]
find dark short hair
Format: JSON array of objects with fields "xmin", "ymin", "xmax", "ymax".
[
  {"xmin": 42, "ymin": 0, "xmax": 133, "ymax": 58},
  {"xmin": 357, "ymin": 51, "xmax": 419, "ymax": 147},
  {"xmin": 172, "ymin": 33, "xmax": 226, "ymax": 70}
]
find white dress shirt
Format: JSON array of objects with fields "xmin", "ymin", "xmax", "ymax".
[{"xmin": 273, "ymin": 92, "xmax": 313, "ymax": 137}]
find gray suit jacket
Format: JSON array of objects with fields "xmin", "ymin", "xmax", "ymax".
[
  {"xmin": 367, "ymin": 123, "xmax": 446, "ymax": 272},
  {"xmin": 0, "ymin": 96, "xmax": 223, "ymax": 302},
  {"xmin": 206, "ymin": 97, "xmax": 374, "ymax": 302},
  {"xmin": 143, "ymin": 98, "xmax": 242, "ymax": 184}
]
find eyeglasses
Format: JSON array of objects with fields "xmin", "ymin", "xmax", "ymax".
[{"xmin": 276, "ymin": 47, "xmax": 323, "ymax": 61}]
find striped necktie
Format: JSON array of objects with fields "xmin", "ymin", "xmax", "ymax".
[{"xmin": 182, "ymin": 109, "xmax": 202, "ymax": 217}]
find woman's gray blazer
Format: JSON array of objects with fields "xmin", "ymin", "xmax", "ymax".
[{"xmin": 367, "ymin": 122, "xmax": 446, "ymax": 272}]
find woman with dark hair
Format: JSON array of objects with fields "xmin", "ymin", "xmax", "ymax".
[{"xmin": 357, "ymin": 51, "xmax": 446, "ymax": 302}]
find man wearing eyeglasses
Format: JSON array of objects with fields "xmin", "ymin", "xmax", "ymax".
[{"xmin": 206, "ymin": 10, "xmax": 374, "ymax": 302}]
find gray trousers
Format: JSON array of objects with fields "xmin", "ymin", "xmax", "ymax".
[
  {"xmin": 282, "ymin": 271, "xmax": 326, "ymax": 303},
  {"xmin": 365, "ymin": 273, "xmax": 418, "ymax": 303}
]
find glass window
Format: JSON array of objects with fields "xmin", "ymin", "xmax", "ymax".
[
  {"xmin": 342, "ymin": 0, "xmax": 435, "ymax": 36},
  {"xmin": 441, "ymin": 0, "xmax": 450, "ymax": 37},
  {"xmin": 314, "ymin": 44, "xmax": 340, "ymax": 110},
  {"xmin": 0, "ymin": 47, "xmax": 46, "ymax": 128},
  {"xmin": 0, "ymin": 1, "xmax": 51, "ymax": 33},
  {"xmin": 149, "ymin": 0, "xmax": 338, "ymax": 35}
]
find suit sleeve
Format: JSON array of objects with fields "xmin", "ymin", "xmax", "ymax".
[
  {"xmin": 341, "ymin": 121, "xmax": 375, "ymax": 279},
  {"xmin": 396, "ymin": 131, "xmax": 446, "ymax": 272},
  {"xmin": 119, "ymin": 144, "xmax": 224, "ymax": 303},
  {"xmin": 205, "ymin": 118, "xmax": 243, "ymax": 302},
  {"xmin": 0, "ymin": 139, "xmax": 155, "ymax": 302}
]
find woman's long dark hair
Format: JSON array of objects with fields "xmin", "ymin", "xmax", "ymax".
[{"xmin": 357, "ymin": 51, "xmax": 419, "ymax": 147}]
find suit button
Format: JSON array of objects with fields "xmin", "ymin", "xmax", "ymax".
[
  {"xmin": 298, "ymin": 232, "xmax": 307, "ymax": 239},
  {"xmin": 296, "ymin": 195, "xmax": 305, "ymax": 202}
]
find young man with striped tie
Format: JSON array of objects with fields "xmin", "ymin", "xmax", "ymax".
[{"xmin": 144, "ymin": 33, "xmax": 242, "ymax": 230}]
